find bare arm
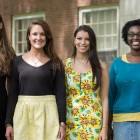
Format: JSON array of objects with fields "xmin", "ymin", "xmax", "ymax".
[{"xmin": 99, "ymin": 61, "xmax": 109, "ymax": 140}]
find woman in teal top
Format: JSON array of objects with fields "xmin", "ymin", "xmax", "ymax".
[{"xmin": 108, "ymin": 19, "xmax": 140, "ymax": 140}]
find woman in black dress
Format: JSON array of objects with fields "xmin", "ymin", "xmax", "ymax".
[{"xmin": 0, "ymin": 14, "xmax": 15, "ymax": 139}]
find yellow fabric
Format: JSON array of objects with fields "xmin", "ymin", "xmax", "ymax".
[
  {"xmin": 113, "ymin": 112, "xmax": 140, "ymax": 122},
  {"xmin": 13, "ymin": 95, "xmax": 59, "ymax": 140},
  {"xmin": 121, "ymin": 54, "xmax": 129, "ymax": 63}
]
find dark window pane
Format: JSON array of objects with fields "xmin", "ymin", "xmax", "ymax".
[
  {"xmin": 98, "ymin": 50, "xmax": 117, "ymax": 67},
  {"xmin": 18, "ymin": 43, "xmax": 22, "ymax": 53}
]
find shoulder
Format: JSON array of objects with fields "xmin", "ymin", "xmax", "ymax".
[
  {"xmin": 112, "ymin": 57, "xmax": 121, "ymax": 64},
  {"xmin": 109, "ymin": 57, "xmax": 122, "ymax": 69},
  {"xmin": 63, "ymin": 57, "xmax": 71, "ymax": 66},
  {"xmin": 100, "ymin": 61, "xmax": 108, "ymax": 73},
  {"xmin": 12, "ymin": 55, "xmax": 22, "ymax": 66},
  {"xmin": 12, "ymin": 55, "xmax": 22, "ymax": 62}
]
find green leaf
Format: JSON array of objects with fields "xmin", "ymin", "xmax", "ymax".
[
  {"xmin": 72, "ymin": 132, "xmax": 77, "ymax": 137},
  {"xmin": 75, "ymin": 99, "xmax": 79, "ymax": 103},
  {"xmin": 80, "ymin": 107, "xmax": 85, "ymax": 112},
  {"xmin": 86, "ymin": 110, "xmax": 91, "ymax": 114},
  {"xmin": 95, "ymin": 129, "xmax": 99, "ymax": 133},
  {"xmin": 74, "ymin": 118, "xmax": 79, "ymax": 121}
]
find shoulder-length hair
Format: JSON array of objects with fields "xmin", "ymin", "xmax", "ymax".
[
  {"xmin": 72, "ymin": 25, "xmax": 102, "ymax": 90},
  {"xmin": 26, "ymin": 19, "xmax": 63, "ymax": 74},
  {"xmin": 0, "ymin": 14, "xmax": 16, "ymax": 75}
]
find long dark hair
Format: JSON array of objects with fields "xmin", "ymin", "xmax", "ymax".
[
  {"xmin": 72, "ymin": 25, "xmax": 102, "ymax": 90},
  {"xmin": 26, "ymin": 19, "xmax": 64, "ymax": 74},
  {"xmin": 0, "ymin": 14, "xmax": 16, "ymax": 75}
]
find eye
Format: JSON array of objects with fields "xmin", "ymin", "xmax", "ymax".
[
  {"xmin": 41, "ymin": 33, "xmax": 45, "ymax": 36},
  {"xmin": 128, "ymin": 32, "xmax": 135, "ymax": 37},
  {"xmin": 77, "ymin": 37, "xmax": 82, "ymax": 40},
  {"xmin": 32, "ymin": 32, "xmax": 37, "ymax": 35},
  {"xmin": 86, "ymin": 38, "xmax": 90, "ymax": 41},
  {"xmin": 128, "ymin": 32, "xmax": 140, "ymax": 37}
]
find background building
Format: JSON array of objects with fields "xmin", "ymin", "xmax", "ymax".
[{"xmin": 0, "ymin": 0, "xmax": 139, "ymax": 66}]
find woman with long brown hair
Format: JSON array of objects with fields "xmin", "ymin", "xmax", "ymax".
[
  {"xmin": 64, "ymin": 25, "xmax": 109, "ymax": 140},
  {"xmin": 0, "ymin": 14, "xmax": 15, "ymax": 139},
  {"xmin": 5, "ymin": 19, "xmax": 66, "ymax": 140}
]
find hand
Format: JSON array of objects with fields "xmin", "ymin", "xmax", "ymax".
[
  {"xmin": 108, "ymin": 127, "xmax": 113, "ymax": 140},
  {"xmin": 99, "ymin": 128, "xmax": 108, "ymax": 140},
  {"xmin": 57, "ymin": 125, "xmax": 65, "ymax": 140},
  {"xmin": 5, "ymin": 125, "xmax": 14, "ymax": 140}
]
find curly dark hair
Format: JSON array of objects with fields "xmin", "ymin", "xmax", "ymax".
[
  {"xmin": 72, "ymin": 25, "xmax": 102, "ymax": 90},
  {"xmin": 122, "ymin": 19, "xmax": 140, "ymax": 45}
]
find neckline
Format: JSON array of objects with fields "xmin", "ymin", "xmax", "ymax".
[
  {"xmin": 69, "ymin": 57, "xmax": 92, "ymax": 74},
  {"xmin": 119, "ymin": 56, "xmax": 140, "ymax": 65},
  {"xmin": 21, "ymin": 55, "xmax": 51, "ymax": 68}
]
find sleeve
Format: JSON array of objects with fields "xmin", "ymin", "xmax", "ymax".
[
  {"xmin": 108, "ymin": 59, "xmax": 118, "ymax": 113},
  {"xmin": 5, "ymin": 58, "xmax": 19, "ymax": 125},
  {"xmin": 54, "ymin": 67, "xmax": 66, "ymax": 123}
]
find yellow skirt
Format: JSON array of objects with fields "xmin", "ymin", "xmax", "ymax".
[{"xmin": 13, "ymin": 95, "xmax": 59, "ymax": 140}]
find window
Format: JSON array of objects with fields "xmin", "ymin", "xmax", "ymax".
[
  {"xmin": 79, "ymin": 6, "xmax": 119, "ymax": 66},
  {"xmin": 12, "ymin": 13, "xmax": 45, "ymax": 55}
]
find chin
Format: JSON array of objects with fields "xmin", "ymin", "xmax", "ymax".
[{"xmin": 132, "ymin": 47, "xmax": 140, "ymax": 51}]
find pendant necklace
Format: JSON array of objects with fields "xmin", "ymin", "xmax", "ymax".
[
  {"xmin": 29, "ymin": 52, "xmax": 45, "ymax": 67},
  {"xmin": 75, "ymin": 57, "xmax": 89, "ymax": 73}
]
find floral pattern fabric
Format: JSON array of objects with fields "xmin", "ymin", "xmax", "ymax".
[{"xmin": 65, "ymin": 58, "xmax": 102, "ymax": 140}]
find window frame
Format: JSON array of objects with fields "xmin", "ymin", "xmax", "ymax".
[
  {"xmin": 79, "ymin": 5, "xmax": 119, "ymax": 53},
  {"xmin": 12, "ymin": 13, "xmax": 45, "ymax": 55}
]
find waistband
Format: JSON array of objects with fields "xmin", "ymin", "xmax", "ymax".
[{"xmin": 18, "ymin": 95, "xmax": 56, "ymax": 102}]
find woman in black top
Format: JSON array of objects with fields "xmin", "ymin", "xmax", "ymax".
[
  {"xmin": 0, "ymin": 15, "xmax": 15, "ymax": 139},
  {"xmin": 5, "ymin": 19, "xmax": 66, "ymax": 140}
]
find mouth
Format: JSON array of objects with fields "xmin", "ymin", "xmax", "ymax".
[
  {"xmin": 79, "ymin": 45, "xmax": 87, "ymax": 48},
  {"xmin": 132, "ymin": 41, "xmax": 140, "ymax": 46},
  {"xmin": 35, "ymin": 41, "xmax": 44, "ymax": 44}
]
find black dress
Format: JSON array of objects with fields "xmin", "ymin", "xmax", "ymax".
[{"xmin": 0, "ymin": 75, "xmax": 7, "ymax": 140}]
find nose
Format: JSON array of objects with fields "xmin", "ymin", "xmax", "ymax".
[
  {"xmin": 133, "ymin": 35, "xmax": 139, "ymax": 39},
  {"xmin": 81, "ymin": 39, "xmax": 86, "ymax": 44},
  {"xmin": 36, "ymin": 34, "xmax": 41, "ymax": 39}
]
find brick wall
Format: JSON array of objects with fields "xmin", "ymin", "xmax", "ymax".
[{"xmin": 0, "ymin": 0, "xmax": 119, "ymax": 59}]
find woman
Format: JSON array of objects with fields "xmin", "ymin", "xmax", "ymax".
[
  {"xmin": 0, "ymin": 14, "xmax": 15, "ymax": 139},
  {"xmin": 108, "ymin": 19, "xmax": 140, "ymax": 140},
  {"xmin": 64, "ymin": 25, "xmax": 109, "ymax": 140},
  {"xmin": 5, "ymin": 19, "xmax": 66, "ymax": 140}
]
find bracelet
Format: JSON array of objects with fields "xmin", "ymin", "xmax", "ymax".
[
  {"xmin": 102, "ymin": 126, "xmax": 107, "ymax": 128},
  {"xmin": 60, "ymin": 124, "xmax": 66, "ymax": 129}
]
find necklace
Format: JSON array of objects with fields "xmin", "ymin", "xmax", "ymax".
[
  {"xmin": 77, "ymin": 59, "xmax": 88, "ymax": 65},
  {"xmin": 74, "ymin": 57, "xmax": 89, "ymax": 73},
  {"xmin": 29, "ymin": 52, "xmax": 45, "ymax": 67}
]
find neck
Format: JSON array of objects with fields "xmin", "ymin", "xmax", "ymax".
[
  {"xmin": 29, "ymin": 49, "xmax": 45, "ymax": 57},
  {"xmin": 130, "ymin": 50, "xmax": 140, "ymax": 57},
  {"xmin": 75, "ymin": 53, "xmax": 88, "ymax": 61}
]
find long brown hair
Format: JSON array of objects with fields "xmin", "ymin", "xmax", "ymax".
[
  {"xmin": 72, "ymin": 25, "xmax": 102, "ymax": 90},
  {"xmin": 26, "ymin": 19, "xmax": 63, "ymax": 74},
  {"xmin": 0, "ymin": 14, "xmax": 16, "ymax": 75}
]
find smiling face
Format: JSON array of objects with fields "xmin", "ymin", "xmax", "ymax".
[
  {"xmin": 28, "ymin": 24, "xmax": 46, "ymax": 50},
  {"xmin": 74, "ymin": 30, "xmax": 90, "ymax": 54},
  {"xmin": 127, "ymin": 26, "xmax": 140, "ymax": 51}
]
